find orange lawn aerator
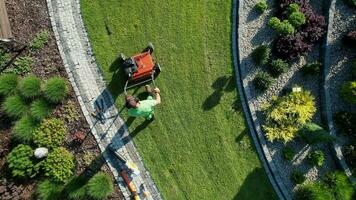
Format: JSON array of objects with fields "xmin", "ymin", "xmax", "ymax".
[{"xmin": 119, "ymin": 43, "xmax": 161, "ymax": 94}]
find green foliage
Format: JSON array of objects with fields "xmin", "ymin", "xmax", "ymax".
[
  {"xmin": 308, "ymin": 151, "xmax": 324, "ymax": 167},
  {"xmin": 268, "ymin": 17, "xmax": 281, "ymax": 29},
  {"xmin": 288, "ymin": 3, "xmax": 300, "ymax": 13},
  {"xmin": 7, "ymin": 144, "xmax": 35, "ymax": 178},
  {"xmin": 44, "ymin": 147, "xmax": 74, "ymax": 183},
  {"xmin": 352, "ymin": 59, "xmax": 356, "ymax": 77},
  {"xmin": 64, "ymin": 176, "xmax": 88, "ymax": 200},
  {"xmin": 253, "ymin": 72, "xmax": 274, "ymax": 90},
  {"xmin": 301, "ymin": 62, "xmax": 321, "ymax": 75},
  {"xmin": 44, "ymin": 77, "xmax": 69, "ymax": 103},
  {"xmin": 13, "ymin": 56, "xmax": 33, "ymax": 75},
  {"xmin": 323, "ymin": 171, "xmax": 355, "ymax": 200},
  {"xmin": 31, "ymin": 99, "xmax": 53, "ymax": 121},
  {"xmin": 288, "ymin": 11, "xmax": 306, "ymax": 28},
  {"xmin": 255, "ymin": 0, "xmax": 268, "ymax": 13},
  {"xmin": 334, "ymin": 111, "xmax": 356, "ymax": 137},
  {"xmin": 86, "ymin": 172, "xmax": 113, "ymax": 200},
  {"xmin": 2, "ymin": 95, "xmax": 28, "ymax": 118},
  {"xmin": 34, "ymin": 118, "xmax": 66, "ymax": 149},
  {"xmin": 0, "ymin": 48, "xmax": 11, "ymax": 69},
  {"xmin": 63, "ymin": 100, "xmax": 79, "ymax": 123},
  {"xmin": 268, "ymin": 17, "xmax": 295, "ymax": 35},
  {"xmin": 282, "ymin": 146, "xmax": 295, "ymax": 161},
  {"xmin": 263, "ymin": 90, "xmax": 316, "ymax": 142},
  {"xmin": 294, "ymin": 182, "xmax": 334, "ymax": 200},
  {"xmin": 291, "ymin": 170, "xmax": 306, "ymax": 184},
  {"xmin": 299, "ymin": 123, "xmax": 335, "ymax": 144},
  {"xmin": 0, "ymin": 73, "xmax": 18, "ymax": 96},
  {"xmin": 13, "ymin": 115, "xmax": 39, "ymax": 144},
  {"xmin": 19, "ymin": 75, "xmax": 42, "ymax": 98},
  {"xmin": 252, "ymin": 45, "xmax": 270, "ymax": 65},
  {"xmin": 30, "ymin": 30, "xmax": 50, "ymax": 50},
  {"xmin": 37, "ymin": 180, "xmax": 64, "ymax": 200},
  {"xmin": 340, "ymin": 81, "xmax": 356, "ymax": 104},
  {"xmin": 344, "ymin": 144, "xmax": 356, "ymax": 170},
  {"xmin": 269, "ymin": 59, "xmax": 288, "ymax": 77}
]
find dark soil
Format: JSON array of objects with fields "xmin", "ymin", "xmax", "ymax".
[{"xmin": 0, "ymin": 0, "xmax": 124, "ymax": 199}]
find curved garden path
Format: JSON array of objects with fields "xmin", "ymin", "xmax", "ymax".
[{"xmin": 45, "ymin": 0, "xmax": 162, "ymax": 199}]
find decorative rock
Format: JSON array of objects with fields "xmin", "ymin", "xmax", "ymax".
[
  {"xmin": 0, "ymin": 185, "xmax": 6, "ymax": 194},
  {"xmin": 34, "ymin": 147, "xmax": 48, "ymax": 159}
]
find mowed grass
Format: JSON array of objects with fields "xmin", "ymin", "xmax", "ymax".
[{"xmin": 81, "ymin": 0, "xmax": 276, "ymax": 199}]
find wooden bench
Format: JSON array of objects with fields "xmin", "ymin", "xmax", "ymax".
[{"xmin": 0, "ymin": 0, "xmax": 12, "ymax": 40}]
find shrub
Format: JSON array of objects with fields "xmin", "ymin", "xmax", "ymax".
[
  {"xmin": 252, "ymin": 45, "xmax": 270, "ymax": 65},
  {"xmin": 255, "ymin": 0, "xmax": 268, "ymax": 13},
  {"xmin": 343, "ymin": 0, "xmax": 356, "ymax": 8},
  {"xmin": 2, "ymin": 95, "xmax": 28, "ymax": 118},
  {"xmin": 287, "ymin": 3, "xmax": 300, "ymax": 13},
  {"xmin": 13, "ymin": 115, "xmax": 39, "ymax": 144},
  {"xmin": 291, "ymin": 170, "xmax": 306, "ymax": 184},
  {"xmin": 303, "ymin": 13, "xmax": 326, "ymax": 43},
  {"xmin": 30, "ymin": 30, "xmax": 49, "ymax": 50},
  {"xmin": 269, "ymin": 18, "xmax": 295, "ymax": 35},
  {"xmin": 288, "ymin": 11, "xmax": 306, "ymax": 28},
  {"xmin": 334, "ymin": 111, "xmax": 356, "ymax": 137},
  {"xmin": 87, "ymin": 172, "xmax": 113, "ymax": 200},
  {"xmin": 340, "ymin": 81, "xmax": 356, "ymax": 104},
  {"xmin": 268, "ymin": 17, "xmax": 281, "ymax": 29},
  {"xmin": 7, "ymin": 144, "xmax": 35, "ymax": 178},
  {"xmin": 269, "ymin": 59, "xmax": 288, "ymax": 77},
  {"xmin": 294, "ymin": 182, "xmax": 333, "ymax": 200},
  {"xmin": 323, "ymin": 171, "xmax": 354, "ymax": 200},
  {"xmin": 274, "ymin": 34, "xmax": 312, "ymax": 60},
  {"xmin": 352, "ymin": 59, "xmax": 356, "ymax": 77},
  {"xmin": 253, "ymin": 72, "xmax": 274, "ymax": 90},
  {"xmin": 344, "ymin": 144, "xmax": 356, "ymax": 170},
  {"xmin": 31, "ymin": 99, "xmax": 53, "ymax": 121},
  {"xmin": 308, "ymin": 151, "xmax": 324, "ymax": 167},
  {"xmin": 64, "ymin": 176, "xmax": 88, "ymax": 200},
  {"xmin": 37, "ymin": 180, "xmax": 63, "ymax": 200},
  {"xmin": 282, "ymin": 146, "xmax": 295, "ymax": 161},
  {"xmin": 263, "ymin": 90, "xmax": 316, "ymax": 142},
  {"xmin": 0, "ymin": 73, "xmax": 18, "ymax": 96},
  {"xmin": 44, "ymin": 147, "xmax": 74, "ymax": 183},
  {"xmin": 301, "ymin": 62, "xmax": 321, "ymax": 75},
  {"xmin": 299, "ymin": 123, "xmax": 335, "ymax": 144},
  {"xmin": 13, "ymin": 56, "xmax": 33, "ymax": 75},
  {"xmin": 34, "ymin": 118, "xmax": 66, "ymax": 149},
  {"xmin": 0, "ymin": 48, "xmax": 11, "ymax": 69},
  {"xmin": 19, "ymin": 75, "xmax": 41, "ymax": 98},
  {"xmin": 342, "ymin": 31, "xmax": 356, "ymax": 49},
  {"xmin": 44, "ymin": 77, "xmax": 69, "ymax": 103}
]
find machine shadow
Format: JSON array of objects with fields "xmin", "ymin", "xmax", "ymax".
[{"xmin": 108, "ymin": 56, "xmax": 126, "ymax": 102}]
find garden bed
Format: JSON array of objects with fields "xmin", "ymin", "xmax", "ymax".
[{"xmin": 0, "ymin": 0, "xmax": 123, "ymax": 199}]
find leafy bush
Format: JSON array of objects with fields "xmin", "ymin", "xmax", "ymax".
[
  {"xmin": 343, "ymin": 145, "xmax": 356, "ymax": 172},
  {"xmin": 334, "ymin": 111, "xmax": 356, "ymax": 137},
  {"xmin": 263, "ymin": 90, "xmax": 316, "ymax": 142},
  {"xmin": 291, "ymin": 170, "xmax": 306, "ymax": 184},
  {"xmin": 340, "ymin": 81, "xmax": 356, "ymax": 104},
  {"xmin": 34, "ymin": 118, "xmax": 66, "ymax": 149},
  {"xmin": 299, "ymin": 123, "xmax": 335, "ymax": 144},
  {"xmin": 269, "ymin": 59, "xmax": 288, "ymax": 77},
  {"xmin": 30, "ymin": 30, "xmax": 49, "ymax": 50},
  {"xmin": 294, "ymin": 182, "xmax": 333, "ymax": 200},
  {"xmin": 86, "ymin": 172, "xmax": 113, "ymax": 200},
  {"xmin": 301, "ymin": 62, "xmax": 321, "ymax": 75},
  {"xmin": 255, "ymin": 0, "xmax": 268, "ymax": 13},
  {"xmin": 268, "ymin": 17, "xmax": 281, "ymax": 29},
  {"xmin": 253, "ymin": 72, "xmax": 274, "ymax": 90},
  {"xmin": 13, "ymin": 115, "xmax": 39, "ymax": 144},
  {"xmin": 44, "ymin": 77, "xmax": 69, "ymax": 103},
  {"xmin": 343, "ymin": 0, "xmax": 356, "ymax": 8},
  {"xmin": 0, "ymin": 48, "xmax": 11, "ymax": 69},
  {"xmin": 287, "ymin": 3, "xmax": 299, "ymax": 13},
  {"xmin": 19, "ymin": 75, "xmax": 41, "ymax": 99},
  {"xmin": 323, "ymin": 171, "xmax": 355, "ymax": 200},
  {"xmin": 2, "ymin": 95, "xmax": 28, "ymax": 118},
  {"xmin": 308, "ymin": 151, "xmax": 324, "ymax": 167},
  {"xmin": 282, "ymin": 146, "xmax": 295, "ymax": 161},
  {"xmin": 64, "ymin": 176, "xmax": 88, "ymax": 200},
  {"xmin": 13, "ymin": 56, "xmax": 33, "ymax": 75},
  {"xmin": 0, "ymin": 73, "xmax": 18, "ymax": 96},
  {"xmin": 37, "ymin": 180, "xmax": 63, "ymax": 200},
  {"xmin": 44, "ymin": 147, "xmax": 74, "ymax": 183},
  {"xmin": 31, "ymin": 99, "xmax": 53, "ymax": 121},
  {"xmin": 252, "ymin": 45, "xmax": 270, "ymax": 65},
  {"xmin": 288, "ymin": 11, "xmax": 306, "ymax": 28},
  {"xmin": 268, "ymin": 17, "xmax": 295, "ymax": 35},
  {"xmin": 274, "ymin": 34, "xmax": 312, "ymax": 60},
  {"xmin": 7, "ymin": 144, "xmax": 35, "ymax": 178}
]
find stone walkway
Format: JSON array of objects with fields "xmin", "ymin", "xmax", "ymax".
[{"xmin": 46, "ymin": 0, "xmax": 162, "ymax": 199}]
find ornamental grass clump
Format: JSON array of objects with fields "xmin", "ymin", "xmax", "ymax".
[
  {"xmin": 37, "ymin": 180, "xmax": 64, "ymax": 200},
  {"xmin": 7, "ymin": 144, "xmax": 35, "ymax": 178},
  {"xmin": 253, "ymin": 72, "xmax": 274, "ymax": 91},
  {"xmin": 252, "ymin": 45, "xmax": 270, "ymax": 65},
  {"xmin": 19, "ymin": 75, "xmax": 41, "ymax": 99},
  {"xmin": 13, "ymin": 115, "xmax": 39, "ymax": 144},
  {"xmin": 291, "ymin": 170, "xmax": 306, "ymax": 184},
  {"xmin": 64, "ymin": 176, "xmax": 88, "ymax": 200},
  {"xmin": 340, "ymin": 81, "xmax": 356, "ymax": 104},
  {"xmin": 31, "ymin": 99, "xmax": 53, "ymax": 121},
  {"xmin": 308, "ymin": 151, "xmax": 324, "ymax": 167},
  {"xmin": 263, "ymin": 90, "xmax": 316, "ymax": 142},
  {"xmin": 44, "ymin": 147, "xmax": 74, "ymax": 183},
  {"xmin": 2, "ymin": 94, "xmax": 28, "ymax": 118},
  {"xmin": 34, "ymin": 118, "xmax": 66, "ymax": 149},
  {"xmin": 86, "ymin": 172, "xmax": 113, "ymax": 200},
  {"xmin": 0, "ymin": 73, "xmax": 18, "ymax": 96},
  {"xmin": 44, "ymin": 77, "xmax": 69, "ymax": 103},
  {"xmin": 269, "ymin": 59, "xmax": 288, "ymax": 77}
]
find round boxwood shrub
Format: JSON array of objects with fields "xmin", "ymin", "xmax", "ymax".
[
  {"xmin": 299, "ymin": 122, "xmax": 335, "ymax": 144},
  {"xmin": 308, "ymin": 150, "xmax": 324, "ymax": 167},
  {"xmin": 252, "ymin": 45, "xmax": 271, "ymax": 65},
  {"xmin": 87, "ymin": 172, "xmax": 113, "ymax": 200},
  {"xmin": 291, "ymin": 170, "xmax": 306, "ymax": 184},
  {"xmin": 34, "ymin": 118, "xmax": 66, "ymax": 149},
  {"xmin": 44, "ymin": 147, "xmax": 74, "ymax": 183},
  {"xmin": 7, "ymin": 144, "xmax": 35, "ymax": 178},
  {"xmin": 340, "ymin": 81, "xmax": 356, "ymax": 104},
  {"xmin": 44, "ymin": 77, "xmax": 69, "ymax": 103},
  {"xmin": 255, "ymin": 0, "xmax": 268, "ymax": 13},
  {"xmin": 2, "ymin": 95, "xmax": 28, "ymax": 118},
  {"xmin": 19, "ymin": 75, "xmax": 41, "ymax": 99},
  {"xmin": 0, "ymin": 73, "xmax": 18, "ymax": 96},
  {"xmin": 13, "ymin": 115, "xmax": 39, "ymax": 144},
  {"xmin": 269, "ymin": 59, "xmax": 288, "ymax": 77},
  {"xmin": 31, "ymin": 99, "xmax": 53, "ymax": 121},
  {"xmin": 253, "ymin": 72, "xmax": 274, "ymax": 91},
  {"xmin": 37, "ymin": 180, "xmax": 64, "ymax": 200},
  {"xmin": 288, "ymin": 11, "xmax": 306, "ymax": 28}
]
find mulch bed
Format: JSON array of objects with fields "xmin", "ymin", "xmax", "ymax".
[{"xmin": 0, "ymin": 0, "xmax": 123, "ymax": 199}]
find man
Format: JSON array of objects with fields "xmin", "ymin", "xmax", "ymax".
[{"xmin": 125, "ymin": 85, "xmax": 161, "ymax": 120}]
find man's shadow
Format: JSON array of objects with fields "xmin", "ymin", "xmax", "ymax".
[{"xmin": 122, "ymin": 117, "xmax": 153, "ymax": 145}]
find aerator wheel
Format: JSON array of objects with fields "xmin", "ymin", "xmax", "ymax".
[
  {"xmin": 142, "ymin": 42, "xmax": 154, "ymax": 54},
  {"xmin": 119, "ymin": 53, "xmax": 126, "ymax": 61}
]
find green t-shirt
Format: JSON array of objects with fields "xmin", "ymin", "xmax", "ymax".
[{"xmin": 128, "ymin": 96, "xmax": 157, "ymax": 119}]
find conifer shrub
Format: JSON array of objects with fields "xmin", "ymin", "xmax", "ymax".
[
  {"xmin": 44, "ymin": 77, "xmax": 69, "ymax": 103},
  {"xmin": 308, "ymin": 151, "xmax": 324, "ymax": 167},
  {"xmin": 291, "ymin": 170, "xmax": 306, "ymax": 184},
  {"xmin": 37, "ymin": 180, "xmax": 63, "ymax": 200},
  {"xmin": 7, "ymin": 144, "xmax": 35, "ymax": 178},
  {"xmin": 294, "ymin": 182, "xmax": 333, "ymax": 200},
  {"xmin": 2, "ymin": 94, "xmax": 28, "ymax": 118},
  {"xmin": 64, "ymin": 176, "xmax": 88, "ymax": 200},
  {"xmin": 269, "ymin": 59, "xmax": 288, "ymax": 77},
  {"xmin": 340, "ymin": 81, "xmax": 356, "ymax": 104},
  {"xmin": 34, "ymin": 118, "xmax": 66, "ymax": 149},
  {"xmin": 13, "ymin": 115, "xmax": 39, "ymax": 144},
  {"xmin": 31, "ymin": 99, "xmax": 53, "ymax": 121},
  {"xmin": 301, "ymin": 62, "xmax": 321, "ymax": 75},
  {"xmin": 282, "ymin": 146, "xmax": 295, "ymax": 161},
  {"xmin": 86, "ymin": 172, "xmax": 113, "ymax": 200},
  {"xmin": 323, "ymin": 171, "xmax": 355, "ymax": 200},
  {"xmin": 255, "ymin": 0, "xmax": 268, "ymax": 13},
  {"xmin": 334, "ymin": 111, "xmax": 356, "ymax": 137},
  {"xmin": 268, "ymin": 17, "xmax": 295, "ymax": 35},
  {"xmin": 287, "ymin": 5, "xmax": 305, "ymax": 28},
  {"xmin": 0, "ymin": 73, "xmax": 18, "ymax": 96},
  {"xmin": 299, "ymin": 123, "xmax": 335, "ymax": 144},
  {"xmin": 44, "ymin": 147, "xmax": 74, "ymax": 183},
  {"xmin": 19, "ymin": 75, "xmax": 41, "ymax": 99},
  {"xmin": 253, "ymin": 72, "xmax": 274, "ymax": 90},
  {"xmin": 252, "ymin": 45, "xmax": 271, "ymax": 65}
]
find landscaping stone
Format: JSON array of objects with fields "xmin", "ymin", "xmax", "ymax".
[{"xmin": 34, "ymin": 147, "xmax": 48, "ymax": 159}]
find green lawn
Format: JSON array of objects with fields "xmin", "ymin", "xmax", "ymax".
[{"xmin": 81, "ymin": 0, "xmax": 276, "ymax": 199}]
